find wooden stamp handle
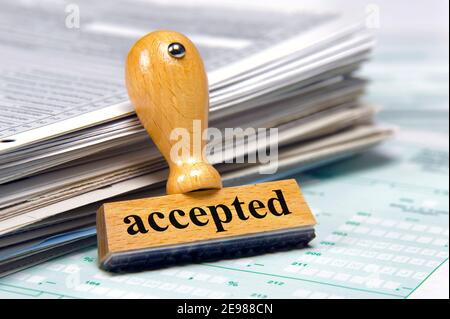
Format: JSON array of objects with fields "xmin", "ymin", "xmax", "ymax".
[{"xmin": 126, "ymin": 30, "xmax": 222, "ymax": 194}]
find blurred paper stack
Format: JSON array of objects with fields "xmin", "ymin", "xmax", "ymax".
[{"xmin": 0, "ymin": 0, "xmax": 392, "ymax": 276}]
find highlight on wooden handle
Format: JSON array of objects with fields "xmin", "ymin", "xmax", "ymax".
[{"xmin": 125, "ymin": 30, "xmax": 222, "ymax": 194}]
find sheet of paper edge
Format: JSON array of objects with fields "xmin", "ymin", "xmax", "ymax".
[
  {"xmin": 0, "ymin": 15, "xmax": 366, "ymax": 153},
  {"xmin": 0, "ymin": 129, "xmax": 392, "ymax": 235}
]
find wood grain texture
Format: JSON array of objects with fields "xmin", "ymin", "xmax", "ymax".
[
  {"xmin": 125, "ymin": 30, "xmax": 222, "ymax": 194},
  {"xmin": 98, "ymin": 32, "xmax": 317, "ymax": 270},
  {"xmin": 97, "ymin": 179, "xmax": 316, "ymax": 264}
]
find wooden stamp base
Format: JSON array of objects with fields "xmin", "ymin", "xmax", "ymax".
[{"xmin": 97, "ymin": 179, "xmax": 316, "ymax": 272}]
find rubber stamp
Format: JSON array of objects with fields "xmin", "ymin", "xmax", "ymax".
[{"xmin": 97, "ymin": 30, "xmax": 316, "ymax": 272}]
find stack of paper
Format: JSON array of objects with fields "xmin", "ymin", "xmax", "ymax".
[{"xmin": 0, "ymin": 0, "xmax": 392, "ymax": 276}]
